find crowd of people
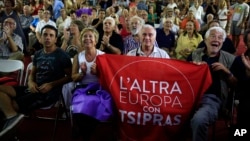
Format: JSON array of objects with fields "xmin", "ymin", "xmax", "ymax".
[{"xmin": 0, "ymin": 0, "xmax": 250, "ymax": 140}]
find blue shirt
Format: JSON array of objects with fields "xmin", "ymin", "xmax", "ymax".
[
  {"xmin": 53, "ymin": 0, "xmax": 64, "ymax": 20},
  {"xmin": 30, "ymin": 17, "xmax": 40, "ymax": 28},
  {"xmin": 123, "ymin": 35, "xmax": 159, "ymax": 54}
]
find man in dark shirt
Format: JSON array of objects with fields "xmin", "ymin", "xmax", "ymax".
[
  {"xmin": 19, "ymin": 5, "xmax": 34, "ymax": 52},
  {"xmin": 0, "ymin": 25, "xmax": 72, "ymax": 136},
  {"xmin": 91, "ymin": 9, "xmax": 106, "ymax": 36},
  {"xmin": 203, "ymin": 0, "xmax": 217, "ymax": 23},
  {"xmin": 231, "ymin": 29, "xmax": 250, "ymax": 140},
  {"xmin": 96, "ymin": 17, "xmax": 124, "ymax": 54}
]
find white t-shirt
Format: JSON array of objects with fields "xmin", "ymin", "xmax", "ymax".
[{"xmin": 35, "ymin": 20, "xmax": 57, "ymax": 33}]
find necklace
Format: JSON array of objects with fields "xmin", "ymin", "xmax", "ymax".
[{"xmin": 85, "ymin": 50, "xmax": 97, "ymax": 62}]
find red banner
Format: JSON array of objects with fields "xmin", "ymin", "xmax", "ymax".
[{"xmin": 96, "ymin": 54, "xmax": 212, "ymax": 141}]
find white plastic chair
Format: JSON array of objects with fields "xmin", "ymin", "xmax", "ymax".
[
  {"xmin": 24, "ymin": 62, "xmax": 55, "ymax": 110},
  {"xmin": 23, "ymin": 62, "xmax": 33, "ymax": 86},
  {"xmin": 0, "ymin": 59, "xmax": 24, "ymax": 85},
  {"xmin": 23, "ymin": 62, "xmax": 69, "ymax": 141}
]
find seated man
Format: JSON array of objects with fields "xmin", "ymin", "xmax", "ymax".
[
  {"xmin": 56, "ymin": 8, "xmax": 71, "ymax": 41},
  {"xmin": 28, "ymin": 8, "xmax": 44, "ymax": 54},
  {"xmin": 156, "ymin": 18, "xmax": 176, "ymax": 57},
  {"xmin": 124, "ymin": 16, "xmax": 160, "ymax": 54},
  {"xmin": 127, "ymin": 24, "xmax": 170, "ymax": 58},
  {"xmin": 35, "ymin": 10, "xmax": 56, "ymax": 51},
  {"xmin": 19, "ymin": 5, "xmax": 34, "ymax": 53},
  {"xmin": 0, "ymin": 18, "xmax": 24, "ymax": 60},
  {"xmin": 0, "ymin": 25, "xmax": 72, "ymax": 136},
  {"xmin": 187, "ymin": 26, "xmax": 236, "ymax": 141},
  {"xmin": 197, "ymin": 20, "xmax": 236, "ymax": 55}
]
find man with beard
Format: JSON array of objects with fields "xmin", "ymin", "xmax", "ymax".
[
  {"xmin": 123, "ymin": 16, "xmax": 158, "ymax": 54},
  {"xmin": 186, "ymin": 26, "xmax": 236, "ymax": 141}
]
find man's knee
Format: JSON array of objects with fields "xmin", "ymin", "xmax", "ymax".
[
  {"xmin": 191, "ymin": 112, "xmax": 206, "ymax": 127},
  {"xmin": 0, "ymin": 85, "xmax": 16, "ymax": 97}
]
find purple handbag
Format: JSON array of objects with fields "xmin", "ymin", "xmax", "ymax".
[{"xmin": 71, "ymin": 82, "xmax": 114, "ymax": 121}]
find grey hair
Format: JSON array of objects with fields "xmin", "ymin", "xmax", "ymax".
[
  {"xmin": 205, "ymin": 26, "xmax": 226, "ymax": 41},
  {"xmin": 129, "ymin": 15, "xmax": 145, "ymax": 26},
  {"xmin": 139, "ymin": 24, "xmax": 156, "ymax": 37},
  {"xmin": 103, "ymin": 16, "xmax": 116, "ymax": 27},
  {"xmin": 5, "ymin": 18, "xmax": 16, "ymax": 27},
  {"xmin": 162, "ymin": 17, "xmax": 173, "ymax": 24},
  {"xmin": 207, "ymin": 13, "xmax": 214, "ymax": 19}
]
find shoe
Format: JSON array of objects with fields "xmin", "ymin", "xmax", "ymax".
[{"xmin": 0, "ymin": 114, "xmax": 24, "ymax": 137}]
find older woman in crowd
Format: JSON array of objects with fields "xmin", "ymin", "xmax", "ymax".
[
  {"xmin": 61, "ymin": 20, "xmax": 85, "ymax": 111},
  {"xmin": 61, "ymin": 20, "xmax": 84, "ymax": 58},
  {"xmin": 218, "ymin": 0, "xmax": 229, "ymax": 30},
  {"xmin": 71, "ymin": 27, "xmax": 104, "ymax": 92},
  {"xmin": 180, "ymin": 10, "xmax": 200, "ymax": 32},
  {"xmin": 96, "ymin": 16, "xmax": 124, "ymax": 54},
  {"xmin": 71, "ymin": 27, "xmax": 105, "ymax": 141},
  {"xmin": 175, "ymin": 20, "xmax": 203, "ymax": 60}
]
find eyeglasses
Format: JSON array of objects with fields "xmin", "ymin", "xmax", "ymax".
[
  {"xmin": 209, "ymin": 35, "xmax": 224, "ymax": 41},
  {"xmin": 3, "ymin": 21, "xmax": 15, "ymax": 25},
  {"xmin": 165, "ymin": 21, "xmax": 173, "ymax": 24}
]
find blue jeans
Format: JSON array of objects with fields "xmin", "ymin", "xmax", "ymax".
[{"xmin": 191, "ymin": 94, "xmax": 222, "ymax": 141}]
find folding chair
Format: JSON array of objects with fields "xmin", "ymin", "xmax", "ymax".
[
  {"xmin": 211, "ymin": 88, "xmax": 237, "ymax": 141},
  {"xmin": 24, "ymin": 62, "xmax": 69, "ymax": 141},
  {"xmin": 23, "ymin": 62, "xmax": 33, "ymax": 86},
  {"xmin": 0, "ymin": 59, "xmax": 24, "ymax": 85}
]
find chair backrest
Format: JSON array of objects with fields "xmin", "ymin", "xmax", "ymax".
[
  {"xmin": 0, "ymin": 60, "xmax": 24, "ymax": 85},
  {"xmin": 24, "ymin": 62, "xmax": 33, "ymax": 86}
]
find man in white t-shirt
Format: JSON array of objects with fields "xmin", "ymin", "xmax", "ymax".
[{"xmin": 35, "ymin": 10, "xmax": 57, "ymax": 46}]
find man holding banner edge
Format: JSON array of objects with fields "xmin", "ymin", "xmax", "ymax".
[
  {"xmin": 95, "ymin": 24, "xmax": 213, "ymax": 140},
  {"xmin": 127, "ymin": 24, "xmax": 170, "ymax": 58},
  {"xmin": 187, "ymin": 26, "xmax": 236, "ymax": 141}
]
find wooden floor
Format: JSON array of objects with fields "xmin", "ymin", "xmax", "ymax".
[{"xmin": 15, "ymin": 112, "xmax": 232, "ymax": 141}]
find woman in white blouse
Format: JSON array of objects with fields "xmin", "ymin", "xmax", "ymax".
[{"xmin": 218, "ymin": 0, "xmax": 229, "ymax": 29}]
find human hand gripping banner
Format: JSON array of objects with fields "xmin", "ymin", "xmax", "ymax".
[{"xmin": 96, "ymin": 54, "xmax": 212, "ymax": 141}]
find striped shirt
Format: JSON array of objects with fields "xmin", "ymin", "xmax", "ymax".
[
  {"xmin": 123, "ymin": 35, "xmax": 159, "ymax": 54},
  {"xmin": 0, "ymin": 33, "xmax": 23, "ymax": 59}
]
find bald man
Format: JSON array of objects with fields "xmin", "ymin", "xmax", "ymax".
[{"xmin": 0, "ymin": 18, "xmax": 24, "ymax": 60}]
